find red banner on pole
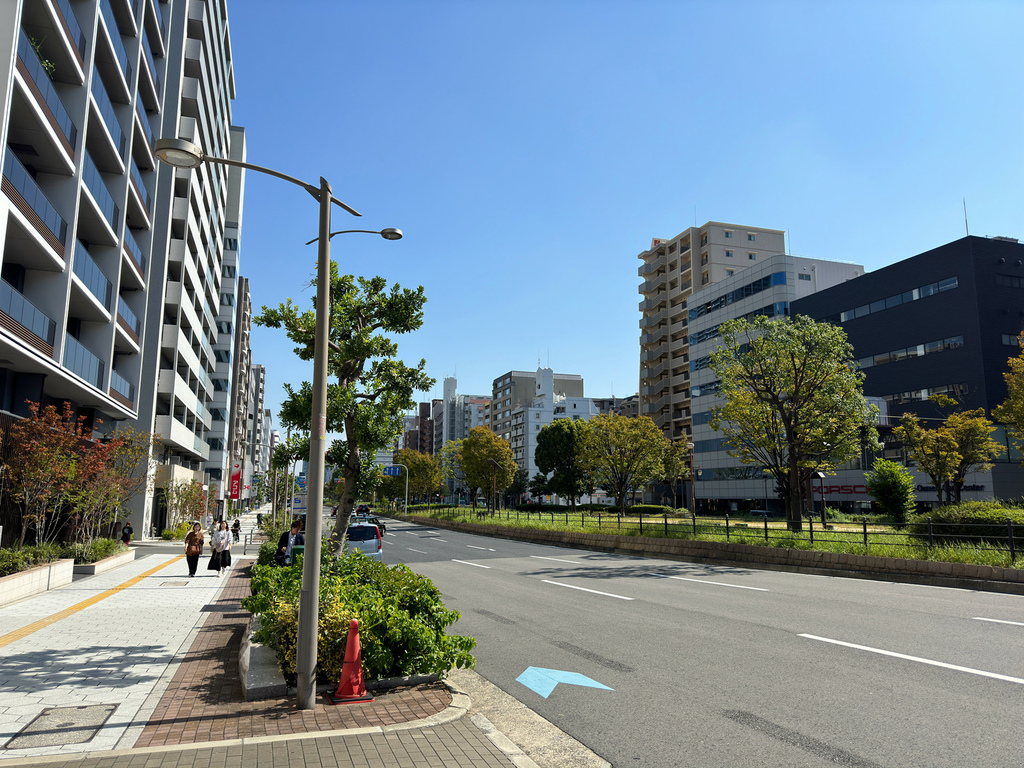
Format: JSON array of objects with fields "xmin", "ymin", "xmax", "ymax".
[{"xmin": 230, "ymin": 460, "xmax": 242, "ymax": 500}]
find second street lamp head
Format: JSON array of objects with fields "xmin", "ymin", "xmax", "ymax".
[
  {"xmin": 154, "ymin": 138, "xmax": 205, "ymax": 169},
  {"xmin": 380, "ymin": 228, "xmax": 403, "ymax": 240}
]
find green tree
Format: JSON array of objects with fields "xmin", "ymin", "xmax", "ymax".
[
  {"xmin": 709, "ymin": 315, "xmax": 878, "ymax": 531},
  {"xmin": 394, "ymin": 448, "xmax": 441, "ymax": 505},
  {"xmin": 994, "ymin": 333, "xmax": 1024, "ymax": 453},
  {"xmin": 896, "ymin": 396, "xmax": 1001, "ymax": 504},
  {"xmin": 504, "ymin": 468, "xmax": 529, "ymax": 507},
  {"xmin": 458, "ymin": 427, "xmax": 516, "ymax": 510},
  {"xmin": 660, "ymin": 440, "xmax": 691, "ymax": 510},
  {"xmin": 528, "ymin": 472, "xmax": 550, "ymax": 501},
  {"xmin": 437, "ymin": 439, "xmax": 464, "ymax": 501},
  {"xmin": 535, "ymin": 419, "xmax": 589, "ymax": 513},
  {"xmin": 255, "ymin": 265, "xmax": 434, "ymax": 520},
  {"xmin": 864, "ymin": 458, "xmax": 916, "ymax": 527},
  {"xmin": 581, "ymin": 413, "xmax": 667, "ymax": 514}
]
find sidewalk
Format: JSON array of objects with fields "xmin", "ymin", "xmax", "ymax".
[{"xmin": 0, "ymin": 534, "xmax": 605, "ymax": 767}]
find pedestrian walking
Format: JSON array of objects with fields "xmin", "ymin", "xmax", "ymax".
[
  {"xmin": 276, "ymin": 520, "xmax": 304, "ymax": 566},
  {"xmin": 120, "ymin": 520, "xmax": 133, "ymax": 545},
  {"xmin": 184, "ymin": 523, "xmax": 204, "ymax": 577},
  {"xmin": 231, "ymin": 518, "xmax": 241, "ymax": 543},
  {"xmin": 208, "ymin": 521, "xmax": 231, "ymax": 576}
]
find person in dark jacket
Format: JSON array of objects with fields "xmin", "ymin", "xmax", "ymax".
[{"xmin": 276, "ymin": 521, "xmax": 304, "ymax": 565}]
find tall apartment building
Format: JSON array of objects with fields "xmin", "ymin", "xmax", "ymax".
[
  {"xmin": 490, "ymin": 369, "xmax": 583, "ymax": 443},
  {"xmin": 432, "ymin": 376, "xmax": 489, "ymax": 454},
  {"xmin": 638, "ymin": 222, "xmax": 786, "ymax": 442},
  {"xmin": 223, "ymin": 273, "xmax": 250, "ymax": 508}
]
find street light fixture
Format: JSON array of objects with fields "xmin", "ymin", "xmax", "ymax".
[{"xmin": 154, "ymin": 136, "xmax": 381, "ymax": 712}]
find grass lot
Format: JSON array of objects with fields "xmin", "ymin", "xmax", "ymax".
[{"xmin": 400, "ymin": 506, "xmax": 1022, "ymax": 571}]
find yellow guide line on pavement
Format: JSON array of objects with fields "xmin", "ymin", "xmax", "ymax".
[{"xmin": 0, "ymin": 555, "xmax": 185, "ymax": 649}]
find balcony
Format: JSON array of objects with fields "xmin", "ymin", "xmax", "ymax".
[
  {"xmin": 72, "ymin": 240, "xmax": 112, "ymax": 311},
  {"xmin": 16, "ymin": 28, "xmax": 78, "ymax": 159},
  {"xmin": 138, "ymin": 28, "xmax": 161, "ymax": 111},
  {"xmin": 144, "ymin": 0, "xmax": 167, "ymax": 56},
  {"xmin": 122, "ymin": 227, "xmax": 147, "ymax": 280},
  {"xmin": 2, "ymin": 146, "xmax": 67, "ymax": 258},
  {"xmin": 0, "ymin": 279, "xmax": 56, "ymax": 356},
  {"xmin": 116, "ymin": 295, "xmax": 141, "ymax": 343},
  {"xmin": 126, "ymin": 159, "xmax": 152, "ymax": 228},
  {"xmin": 89, "ymin": 73, "xmax": 127, "ymax": 168},
  {"xmin": 19, "ymin": 0, "xmax": 86, "ymax": 81},
  {"xmin": 63, "ymin": 334, "xmax": 105, "ymax": 389},
  {"xmin": 82, "ymin": 150, "xmax": 119, "ymax": 234},
  {"xmin": 134, "ymin": 101, "xmax": 155, "ymax": 160},
  {"xmin": 96, "ymin": 0, "xmax": 132, "ymax": 102},
  {"xmin": 641, "ymin": 272, "xmax": 668, "ymax": 295},
  {"xmin": 110, "ymin": 369, "xmax": 136, "ymax": 409}
]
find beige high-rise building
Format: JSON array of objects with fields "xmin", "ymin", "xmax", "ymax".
[{"xmin": 638, "ymin": 222, "xmax": 786, "ymax": 441}]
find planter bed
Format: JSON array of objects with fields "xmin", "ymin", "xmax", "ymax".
[
  {"xmin": 72, "ymin": 549, "xmax": 136, "ymax": 576},
  {"xmin": 0, "ymin": 559, "xmax": 74, "ymax": 607}
]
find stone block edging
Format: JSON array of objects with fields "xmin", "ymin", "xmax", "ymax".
[
  {"xmin": 406, "ymin": 515, "xmax": 1024, "ymax": 595},
  {"xmin": 0, "ymin": 558, "xmax": 74, "ymax": 607},
  {"xmin": 72, "ymin": 548, "xmax": 135, "ymax": 575}
]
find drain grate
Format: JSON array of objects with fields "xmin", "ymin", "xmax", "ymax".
[
  {"xmin": 161, "ymin": 581, "xmax": 189, "ymax": 586},
  {"xmin": 5, "ymin": 704, "xmax": 117, "ymax": 749}
]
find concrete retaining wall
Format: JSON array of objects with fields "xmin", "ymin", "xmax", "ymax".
[
  {"xmin": 0, "ymin": 559, "xmax": 74, "ymax": 607},
  {"xmin": 72, "ymin": 549, "xmax": 136, "ymax": 575},
  {"xmin": 407, "ymin": 516, "xmax": 1024, "ymax": 595}
]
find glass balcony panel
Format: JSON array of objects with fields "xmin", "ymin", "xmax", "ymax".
[
  {"xmin": 63, "ymin": 334, "xmax": 104, "ymax": 388},
  {"xmin": 130, "ymin": 159, "xmax": 151, "ymax": 212},
  {"xmin": 99, "ymin": 0, "xmax": 132, "ymax": 85},
  {"xmin": 135, "ymin": 101, "xmax": 154, "ymax": 150},
  {"xmin": 53, "ymin": 0, "xmax": 86, "ymax": 59},
  {"xmin": 90, "ymin": 73, "xmax": 125, "ymax": 156},
  {"xmin": 3, "ymin": 146, "xmax": 67, "ymax": 246},
  {"xmin": 117, "ymin": 295, "xmax": 141, "ymax": 335},
  {"xmin": 17, "ymin": 28, "xmax": 78, "ymax": 150},
  {"xmin": 73, "ymin": 240, "xmax": 112, "ymax": 309},
  {"xmin": 110, "ymin": 369, "xmax": 135, "ymax": 401},
  {"xmin": 141, "ymin": 29, "xmax": 161, "ymax": 93},
  {"xmin": 0, "ymin": 279, "xmax": 56, "ymax": 345},
  {"xmin": 82, "ymin": 151, "xmax": 119, "ymax": 231},
  {"xmin": 123, "ymin": 227, "xmax": 147, "ymax": 274}
]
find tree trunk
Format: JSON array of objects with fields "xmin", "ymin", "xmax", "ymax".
[
  {"xmin": 340, "ymin": 414, "xmax": 361, "ymax": 519},
  {"xmin": 786, "ymin": 458, "xmax": 803, "ymax": 532}
]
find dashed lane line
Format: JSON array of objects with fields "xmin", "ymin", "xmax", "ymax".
[
  {"xmin": 654, "ymin": 574, "xmax": 769, "ymax": 591},
  {"xmin": 542, "ymin": 580, "xmax": 634, "ymax": 600},
  {"xmin": 452, "ymin": 559, "xmax": 491, "ymax": 569},
  {"xmin": 973, "ymin": 617, "xmax": 1024, "ymax": 627}
]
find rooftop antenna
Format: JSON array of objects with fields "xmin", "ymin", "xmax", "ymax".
[{"xmin": 963, "ymin": 198, "xmax": 970, "ymax": 235}]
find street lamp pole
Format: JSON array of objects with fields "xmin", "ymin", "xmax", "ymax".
[
  {"xmin": 686, "ymin": 442, "xmax": 696, "ymax": 514},
  {"xmin": 154, "ymin": 138, "xmax": 361, "ymax": 711}
]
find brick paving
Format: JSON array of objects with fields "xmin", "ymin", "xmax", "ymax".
[{"xmin": 134, "ymin": 561, "xmax": 452, "ymax": 748}]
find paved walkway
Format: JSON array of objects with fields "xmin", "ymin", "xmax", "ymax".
[{"xmin": 0, "ymin": 509, "xmax": 547, "ymax": 767}]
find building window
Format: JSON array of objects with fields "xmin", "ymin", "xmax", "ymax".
[
  {"xmin": 725, "ymin": 250, "xmax": 734, "ymax": 258},
  {"xmin": 726, "ymin": 269, "xmax": 734, "ymax": 276},
  {"xmin": 748, "ymin": 252, "xmax": 757, "ymax": 260},
  {"xmin": 725, "ymin": 231, "xmax": 733, "ymax": 239},
  {"xmin": 701, "ymin": 271, "xmax": 709, "ymax": 285},
  {"xmin": 1003, "ymin": 334, "xmax": 1021, "ymax": 346},
  {"xmin": 222, "ymin": 265, "xmax": 236, "ymax": 278},
  {"xmin": 747, "ymin": 233, "xmax": 756, "ymax": 242},
  {"xmin": 798, "ymin": 273, "xmax": 811, "ymax": 281}
]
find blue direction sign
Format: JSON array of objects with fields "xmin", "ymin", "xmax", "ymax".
[
  {"xmin": 383, "ymin": 466, "xmax": 401, "ymax": 476},
  {"xmin": 516, "ymin": 667, "xmax": 613, "ymax": 699}
]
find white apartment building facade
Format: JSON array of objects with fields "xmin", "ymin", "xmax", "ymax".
[
  {"xmin": 638, "ymin": 222, "xmax": 787, "ymax": 443},
  {"xmin": 432, "ymin": 376, "xmax": 488, "ymax": 455}
]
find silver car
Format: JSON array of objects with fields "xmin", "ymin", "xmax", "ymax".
[{"xmin": 343, "ymin": 522, "xmax": 383, "ymax": 561}]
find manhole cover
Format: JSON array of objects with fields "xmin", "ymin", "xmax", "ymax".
[
  {"xmin": 162, "ymin": 581, "xmax": 189, "ymax": 586},
  {"xmin": 5, "ymin": 704, "xmax": 117, "ymax": 749}
]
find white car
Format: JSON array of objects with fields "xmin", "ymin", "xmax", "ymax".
[{"xmin": 343, "ymin": 522, "xmax": 383, "ymax": 561}]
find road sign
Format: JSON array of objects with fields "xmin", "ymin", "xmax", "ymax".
[
  {"xmin": 383, "ymin": 466, "xmax": 401, "ymax": 476},
  {"xmin": 292, "ymin": 494, "xmax": 307, "ymax": 512},
  {"xmin": 516, "ymin": 667, "xmax": 613, "ymax": 699}
]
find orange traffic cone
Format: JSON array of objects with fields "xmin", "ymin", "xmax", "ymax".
[{"xmin": 328, "ymin": 618, "xmax": 375, "ymax": 704}]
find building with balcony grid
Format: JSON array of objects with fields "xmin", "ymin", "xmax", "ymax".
[
  {"xmin": 637, "ymin": 222, "xmax": 786, "ymax": 443},
  {"xmin": 490, "ymin": 369, "xmax": 583, "ymax": 443},
  {"xmin": 0, "ymin": 0, "xmax": 168, "ymax": 442}
]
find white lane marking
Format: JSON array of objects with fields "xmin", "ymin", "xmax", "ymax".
[
  {"xmin": 654, "ymin": 574, "xmax": 768, "ymax": 591},
  {"xmin": 974, "ymin": 617, "xmax": 1024, "ymax": 627},
  {"xmin": 407, "ymin": 548, "xmax": 428, "ymax": 554},
  {"xmin": 799, "ymin": 634, "xmax": 1024, "ymax": 685},
  {"xmin": 530, "ymin": 555, "xmax": 581, "ymax": 564},
  {"xmin": 435, "ymin": 539, "xmax": 448, "ymax": 543},
  {"xmin": 452, "ymin": 559, "xmax": 491, "ymax": 569},
  {"xmin": 467, "ymin": 545, "xmax": 496, "ymax": 551},
  {"xmin": 542, "ymin": 580, "xmax": 634, "ymax": 600}
]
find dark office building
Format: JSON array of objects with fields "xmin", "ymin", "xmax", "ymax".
[{"xmin": 793, "ymin": 235, "xmax": 1024, "ymax": 501}]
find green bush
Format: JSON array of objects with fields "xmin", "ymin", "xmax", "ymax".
[
  {"xmin": 161, "ymin": 521, "xmax": 190, "ymax": 541},
  {"xmin": 60, "ymin": 539, "xmax": 128, "ymax": 564},
  {"xmin": 629, "ymin": 504, "xmax": 673, "ymax": 516},
  {"xmin": 242, "ymin": 547, "xmax": 475, "ymax": 684},
  {"xmin": 0, "ymin": 544, "xmax": 64, "ymax": 577},
  {"xmin": 907, "ymin": 501, "xmax": 1024, "ymax": 545}
]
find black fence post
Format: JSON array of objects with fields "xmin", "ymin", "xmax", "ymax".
[
  {"xmin": 725, "ymin": 514, "xmax": 730, "ymax": 541},
  {"xmin": 664, "ymin": 514, "xmax": 668, "ymax": 537},
  {"xmin": 763, "ymin": 513, "xmax": 769, "ymax": 543},
  {"xmin": 692, "ymin": 512, "xmax": 697, "ymax": 536},
  {"xmin": 862, "ymin": 517, "xmax": 868, "ymax": 548},
  {"xmin": 809, "ymin": 517, "xmax": 814, "ymax": 544},
  {"xmin": 1008, "ymin": 518, "xmax": 1016, "ymax": 563},
  {"xmin": 927, "ymin": 517, "xmax": 934, "ymax": 548},
  {"xmin": 639, "ymin": 515, "xmax": 643, "ymax": 535}
]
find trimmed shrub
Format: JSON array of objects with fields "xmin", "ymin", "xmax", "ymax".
[
  {"xmin": 60, "ymin": 539, "xmax": 127, "ymax": 564},
  {"xmin": 0, "ymin": 543, "xmax": 64, "ymax": 577},
  {"xmin": 907, "ymin": 501, "xmax": 1024, "ymax": 546},
  {"xmin": 161, "ymin": 521, "xmax": 190, "ymax": 541},
  {"xmin": 630, "ymin": 504, "xmax": 673, "ymax": 517}
]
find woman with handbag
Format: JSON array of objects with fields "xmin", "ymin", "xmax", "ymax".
[
  {"xmin": 208, "ymin": 521, "xmax": 232, "ymax": 577},
  {"xmin": 184, "ymin": 523, "xmax": 204, "ymax": 577}
]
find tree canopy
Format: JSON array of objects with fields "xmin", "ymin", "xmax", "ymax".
[
  {"xmin": 709, "ymin": 315, "xmax": 878, "ymax": 530},
  {"xmin": 581, "ymin": 413, "xmax": 666, "ymax": 514},
  {"xmin": 254, "ymin": 263, "xmax": 433, "ymax": 518},
  {"xmin": 458, "ymin": 427, "xmax": 516, "ymax": 509},
  {"xmin": 535, "ymin": 418, "xmax": 589, "ymax": 512}
]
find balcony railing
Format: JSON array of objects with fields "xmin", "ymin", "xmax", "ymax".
[
  {"xmin": 83, "ymin": 150, "xmax": 119, "ymax": 231},
  {"xmin": 123, "ymin": 227, "xmax": 147, "ymax": 274},
  {"xmin": 73, "ymin": 240, "xmax": 112, "ymax": 310},
  {"xmin": 0, "ymin": 279, "xmax": 56, "ymax": 350},
  {"xmin": 54, "ymin": 0, "xmax": 86, "ymax": 62},
  {"xmin": 110, "ymin": 369, "xmax": 135, "ymax": 402},
  {"xmin": 17, "ymin": 28, "xmax": 78, "ymax": 153},
  {"xmin": 90, "ymin": 73, "xmax": 126, "ymax": 156},
  {"xmin": 135, "ymin": 101, "xmax": 154, "ymax": 151},
  {"xmin": 117, "ymin": 295, "xmax": 141, "ymax": 335},
  {"xmin": 99, "ymin": 0, "xmax": 132, "ymax": 86},
  {"xmin": 130, "ymin": 158, "xmax": 152, "ymax": 213},
  {"xmin": 140, "ymin": 29, "xmax": 161, "ymax": 94},
  {"xmin": 63, "ymin": 334, "xmax": 104, "ymax": 388},
  {"xmin": 2, "ymin": 146, "xmax": 67, "ymax": 253}
]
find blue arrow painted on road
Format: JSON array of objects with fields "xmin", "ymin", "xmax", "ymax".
[{"xmin": 516, "ymin": 667, "xmax": 613, "ymax": 699}]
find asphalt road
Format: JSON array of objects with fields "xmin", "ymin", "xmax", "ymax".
[{"xmin": 384, "ymin": 516, "xmax": 1024, "ymax": 768}]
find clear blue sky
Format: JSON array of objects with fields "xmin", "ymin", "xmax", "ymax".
[{"xmin": 225, "ymin": 1, "xmax": 1024, "ymax": 429}]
